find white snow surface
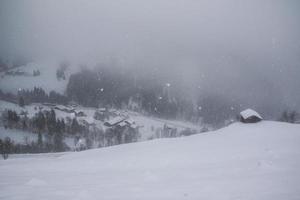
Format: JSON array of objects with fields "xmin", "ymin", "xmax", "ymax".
[
  {"xmin": 0, "ymin": 62, "xmax": 75, "ymax": 94},
  {"xmin": 240, "ymin": 108, "xmax": 263, "ymax": 119},
  {"xmin": 0, "ymin": 121, "xmax": 299, "ymax": 200}
]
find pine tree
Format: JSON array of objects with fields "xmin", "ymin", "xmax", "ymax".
[
  {"xmin": 46, "ymin": 109, "xmax": 56, "ymax": 135},
  {"xmin": 1, "ymin": 137, "xmax": 12, "ymax": 159},
  {"xmin": 37, "ymin": 132, "xmax": 43, "ymax": 152},
  {"xmin": 0, "ymin": 139, "xmax": 3, "ymax": 159},
  {"xmin": 18, "ymin": 96, "xmax": 25, "ymax": 107},
  {"xmin": 71, "ymin": 118, "xmax": 80, "ymax": 135},
  {"xmin": 61, "ymin": 119, "xmax": 66, "ymax": 133},
  {"xmin": 36, "ymin": 111, "xmax": 46, "ymax": 133},
  {"xmin": 53, "ymin": 119, "xmax": 64, "ymax": 152}
]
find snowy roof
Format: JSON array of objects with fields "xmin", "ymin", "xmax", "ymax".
[
  {"xmin": 165, "ymin": 124, "xmax": 176, "ymax": 129},
  {"xmin": 55, "ymin": 105, "xmax": 73, "ymax": 111},
  {"xmin": 98, "ymin": 108, "xmax": 106, "ymax": 112},
  {"xmin": 240, "ymin": 109, "xmax": 262, "ymax": 120},
  {"xmin": 125, "ymin": 119, "xmax": 135, "ymax": 125},
  {"xmin": 104, "ymin": 116, "xmax": 126, "ymax": 126},
  {"xmin": 118, "ymin": 122, "xmax": 128, "ymax": 127}
]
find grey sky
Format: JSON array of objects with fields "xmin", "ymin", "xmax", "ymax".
[{"xmin": 0, "ymin": 0, "xmax": 299, "ymax": 113}]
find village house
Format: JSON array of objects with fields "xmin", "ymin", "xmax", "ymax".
[{"xmin": 240, "ymin": 109, "xmax": 263, "ymax": 123}]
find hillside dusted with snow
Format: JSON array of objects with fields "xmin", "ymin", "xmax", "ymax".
[
  {"xmin": 1, "ymin": 0, "xmax": 300, "ymax": 199},
  {"xmin": 0, "ymin": 62, "xmax": 74, "ymax": 94},
  {"xmin": 0, "ymin": 100, "xmax": 202, "ymax": 152},
  {"xmin": 1, "ymin": 121, "xmax": 299, "ymax": 200}
]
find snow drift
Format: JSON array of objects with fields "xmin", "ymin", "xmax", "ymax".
[{"xmin": 0, "ymin": 121, "xmax": 299, "ymax": 200}]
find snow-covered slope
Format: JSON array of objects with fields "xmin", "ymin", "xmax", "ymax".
[
  {"xmin": 0, "ymin": 121, "xmax": 299, "ymax": 200},
  {"xmin": 0, "ymin": 127, "xmax": 76, "ymax": 150},
  {"xmin": 0, "ymin": 100, "xmax": 202, "ymax": 145},
  {"xmin": 0, "ymin": 62, "xmax": 75, "ymax": 94}
]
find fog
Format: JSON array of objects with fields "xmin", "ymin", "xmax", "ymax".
[{"xmin": 1, "ymin": 0, "xmax": 300, "ymax": 116}]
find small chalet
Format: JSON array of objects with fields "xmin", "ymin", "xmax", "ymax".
[
  {"xmin": 104, "ymin": 116, "xmax": 140, "ymax": 131},
  {"xmin": 240, "ymin": 109, "xmax": 263, "ymax": 123},
  {"xmin": 104, "ymin": 116, "xmax": 126, "ymax": 127},
  {"xmin": 54, "ymin": 105, "xmax": 75, "ymax": 113}
]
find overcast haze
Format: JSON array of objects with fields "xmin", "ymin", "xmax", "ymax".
[{"xmin": 0, "ymin": 0, "xmax": 300, "ymax": 114}]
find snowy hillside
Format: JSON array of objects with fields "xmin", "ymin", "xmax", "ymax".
[
  {"xmin": 0, "ymin": 127, "xmax": 76, "ymax": 150},
  {"xmin": 0, "ymin": 62, "xmax": 75, "ymax": 94},
  {"xmin": 0, "ymin": 100, "xmax": 202, "ymax": 148},
  {"xmin": 1, "ymin": 121, "xmax": 299, "ymax": 200}
]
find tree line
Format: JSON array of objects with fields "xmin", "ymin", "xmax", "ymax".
[
  {"xmin": 1, "ymin": 109, "xmax": 68, "ymax": 153},
  {"xmin": 66, "ymin": 66, "xmax": 199, "ymax": 121},
  {"xmin": 66, "ymin": 66, "xmax": 246, "ymax": 126},
  {"xmin": 1, "ymin": 107, "xmax": 140, "ymax": 158},
  {"xmin": 0, "ymin": 88, "xmax": 69, "ymax": 106}
]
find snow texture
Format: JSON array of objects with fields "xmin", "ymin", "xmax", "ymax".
[
  {"xmin": 240, "ymin": 108, "xmax": 263, "ymax": 119},
  {"xmin": 0, "ymin": 121, "xmax": 299, "ymax": 200},
  {"xmin": 0, "ymin": 62, "xmax": 77, "ymax": 94}
]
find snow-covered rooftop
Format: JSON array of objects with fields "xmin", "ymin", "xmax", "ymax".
[
  {"xmin": 240, "ymin": 109, "xmax": 262, "ymax": 120},
  {"xmin": 104, "ymin": 116, "xmax": 126, "ymax": 126}
]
